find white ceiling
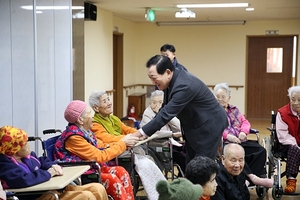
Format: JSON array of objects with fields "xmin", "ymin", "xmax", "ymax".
[{"xmin": 91, "ymin": 0, "xmax": 300, "ymax": 23}]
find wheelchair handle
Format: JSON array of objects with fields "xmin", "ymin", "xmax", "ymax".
[
  {"xmin": 43, "ymin": 129, "xmax": 62, "ymax": 134},
  {"xmin": 28, "ymin": 136, "xmax": 37, "ymax": 141}
]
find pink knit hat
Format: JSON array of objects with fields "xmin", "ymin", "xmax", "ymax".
[{"xmin": 64, "ymin": 100, "xmax": 87, "ymax": 123}]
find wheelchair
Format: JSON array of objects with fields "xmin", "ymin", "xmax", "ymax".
[
  {"xmin": 42, "ymin": 129, "xmax": 149, "ymax": 200},
  {"xmin": 263, "ymin": 111, "xmax": 300, "ymax": 200},
  {"xmin": 145, "ymin": 135, "xmax": 184, "ymax": 181},
  {"xmin": 5, "ymin": 136, "xmax": 61, "ymax": 200}
]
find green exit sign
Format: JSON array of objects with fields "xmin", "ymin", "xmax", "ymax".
[{"xmin": 146, "ymin": 9, "xmax": 155, "ymax": 22}]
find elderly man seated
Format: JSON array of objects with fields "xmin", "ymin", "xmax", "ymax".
[{"xmin": 211, "ymin": 143, "xmax": 250, "ymax": 200}]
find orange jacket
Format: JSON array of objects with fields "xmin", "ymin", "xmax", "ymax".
[{"xmin": 91, "ymin": 122, "xmax": 136, "ymax": 143}]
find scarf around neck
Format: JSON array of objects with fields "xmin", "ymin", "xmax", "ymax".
[{"xmin": 93, "ymin": 113, "xmax": 122, "ymax": 136}]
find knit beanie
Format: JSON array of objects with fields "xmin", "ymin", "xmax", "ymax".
[
  {"xmin": 64, "ymin": 100, "xmax": 87, "ymax": 123},
  {"xmin": 0, "ymin": 126, "xmax": 28, "ymax": 156},
  {"xmin": 156, "ymin": 178, "xmax": 203, "ymax": 200}
]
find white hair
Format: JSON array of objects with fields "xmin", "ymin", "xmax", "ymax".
[
  {"xmin": 89, "ymin": 90, "xmax": 106, "ymax": 108},
  {"xmin": 287, "ymin": 86, "xmax": 300, "ymax": 98},
  {"xmin": 214, "ymin": 82, "xmax": 231, "ymax": 96}
]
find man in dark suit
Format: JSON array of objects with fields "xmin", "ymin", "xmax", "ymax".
[{"xmin": 132, "ymin": 55, "xmax": 228, "ymax": 163}]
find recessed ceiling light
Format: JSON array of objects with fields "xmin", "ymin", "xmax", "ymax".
[
  {"xmin": 177, "ymin": 3, "xmax": 249, "ymax": 8},
  {"xmin": 246, "ymin": 8, "xmax": 255, "ymax": 11},
  {"xmin": 175, "ymin": 8, "xmax": 196, "ymax": 18}
]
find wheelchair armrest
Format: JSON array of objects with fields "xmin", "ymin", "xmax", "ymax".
[
  {"xmin": 250, "ymin": 128, "xmax": 259, "ymax": 133},
  {"xmin": 55, "ymin": 160, "xmax": 98, "ymax": 167},
  {"xmin": 267, "ymin": 127, "xmax": 275, "ymax": 131},
  {"xmin": 248, "ymin": 128, "xmax": 260, "ymax": 143}
]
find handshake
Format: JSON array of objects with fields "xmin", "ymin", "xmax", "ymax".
[{"xmin": 121, "ymin": 134, "xmax": 143, "ymax": 147}]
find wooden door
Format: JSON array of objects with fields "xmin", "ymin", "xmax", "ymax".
[
  {"xmin": 113, "ymin": 33, "xmax": 124, "ymax": 118},
  {"xmin": 246, "ymin": 36, "xmax": 296, "ymax": 119}
]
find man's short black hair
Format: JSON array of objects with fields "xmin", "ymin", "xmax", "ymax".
[{"xmin": 160, "ymin": 44, "xmax": 176, "ymax": 53}]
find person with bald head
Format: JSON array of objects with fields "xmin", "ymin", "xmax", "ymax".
[{"xmin": 211, "ymin": 143, "xmax": 250, "ymax": 200}]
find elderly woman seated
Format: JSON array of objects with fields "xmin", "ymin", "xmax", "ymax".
[
  {"xmin": 88, "ymin": 90, "xmax": 167, "ymax": 200},
  {"xmin": 0, "ymin": 125, "xmax": 107, "ymax": 200},
  {"xmin": 54, "ymin": 100, "xmax": 138, "ymax": 200},
  {"xmin": 276, "ymin": 86, "xmax": 300, "ymax": 193},
  {"xmin": 140, "ymin": 90, "xmax": 186, "ymax": 177},
  {"xmin": 213, "ymin": 82, "xmax": 273, "ymax": 188}
]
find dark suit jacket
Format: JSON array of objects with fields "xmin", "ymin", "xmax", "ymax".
[{"xmin": 142, "ymin": 68, "xmax": 228, "ymax": 159}]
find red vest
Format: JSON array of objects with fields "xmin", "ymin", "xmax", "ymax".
[{"xmin": 278, "ymin": 103, "xmax": 300, "ymax": 144}]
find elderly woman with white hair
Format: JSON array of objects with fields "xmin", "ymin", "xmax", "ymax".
[
  {"xmin": 276, "ymin": 85, "xmax": 300, "ymax": 193},
  {"xmin": 140, "ymin": 90, "xmax": 186, "ymax": 177},
  {"xmin": 213, "ymin": 82, "xmax": 273, "ymax": 188},
  {"xmin": 89, "ymin": 90, "xmax": 167, "ymax": 200}
]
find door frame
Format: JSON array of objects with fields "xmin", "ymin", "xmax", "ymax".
[
  {"xmin": 245, "ymin": 35, "xmax": 298, "ymax": 119},
  {"xmin": 113, "ymin": 32, "xmax": 124, "ymax": 118}
]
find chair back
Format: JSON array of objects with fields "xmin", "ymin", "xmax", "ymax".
[
  {"xmin": 268, "ymin": 111, "xmax": 287, "ymax": 157},
  {"xmin": 43, "ymin": 135, "xmax": 60, "ymax": 161}
]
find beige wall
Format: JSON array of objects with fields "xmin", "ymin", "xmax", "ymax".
[{"xmin": 85, "ymin": 7, "xmax": 300, "ymax": 115}]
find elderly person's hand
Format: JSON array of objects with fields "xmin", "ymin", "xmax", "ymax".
[
  {"xmin": 238, "ymin": 132, "xmax": 247, "ymax": 142},
  {"xmin": 172, "ymin": 132, "xmax": 182, "ymax": 138},
  {"xmin": 227, "ymin": 134, "xmax": 241, "ymax": 144},
  {"xmin": 122, "ymin": 134, "xmax": 140, "ymax": 147},
  {"xmin": 48, "ymin": 164, "xmax": 64, "ymax": 177}
]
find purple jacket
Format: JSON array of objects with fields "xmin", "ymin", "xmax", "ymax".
[{"xmin": 0, "ymin": 151, "xmax": 53, "ymax": 189}]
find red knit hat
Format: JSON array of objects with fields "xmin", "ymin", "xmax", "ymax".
[{"xmin": 64, "ymin": 100, "xmax": 87, "ymax": 123}]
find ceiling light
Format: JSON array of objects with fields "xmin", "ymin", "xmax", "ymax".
[
  {"xmin": 21, "ymin": 5, "xmax": 84, "ymax": 10},
  {"xmin": 175, "ymin": 8, "xmax": 196, "ymax": 18},
  {"xmin": 246, "ymin": 8, "xmax": 255, "ymax": 11},
  {"xmin": 177, "ymin": 3, "xmax": 249, "ymax": 8},
  {"xmin": 157, "ymin": 21, "xmax": 246, "ymax": 26}
]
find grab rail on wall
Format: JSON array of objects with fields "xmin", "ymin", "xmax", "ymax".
[
  {"xmin": 123, "ymin": 84, "xmax": 244, "ymax": 95},
  {"xmin": 107, "ymin": 84, "xmax": 244, "ymax": 96}
]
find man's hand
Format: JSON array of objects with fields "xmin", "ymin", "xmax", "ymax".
[
  {"xmin": 131, "ymin": 130, "xmax": 143, "ymax": 138},
  {"xmin": 227, "ymin": 134, "xmax": 241, "ymax": 144},
  {"xmin": 121, "ymin": 134, "xmax": 140, "ymax": 147}
]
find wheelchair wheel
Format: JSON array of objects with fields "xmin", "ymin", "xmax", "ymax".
[
  {"xmin": 256, "ymin": 186, "xmax": 267, "ymax": 198},
  {"xmin": 272, "ymin": 186, "xmax": 283, "ymax": 200},
  {"xmin": 146, "ymin": 146, "xmax": 165, "ymax": 171}
]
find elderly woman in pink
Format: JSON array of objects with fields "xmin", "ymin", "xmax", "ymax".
[{"xmin": 214, "ymin": 82, "xmax": 273, "ymax": 188}]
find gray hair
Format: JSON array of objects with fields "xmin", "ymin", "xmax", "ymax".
[
  {"xmin": 89, "ymin": 90, "xmax": 106, "ymax": 108},
  {"xmin": 150, "ymin": 90, "xmax": 164, "ymax": 99},
  {"xmin": 223, "ymin": 143, "xmax": 244, "ymax": 157},
  {"xmin": 287, "ymin": 86, "xmax": 300, "ymax": 98},
  {"xmin": 214, "ymin": 82, "xmax": 231, "ymax": 96}
]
